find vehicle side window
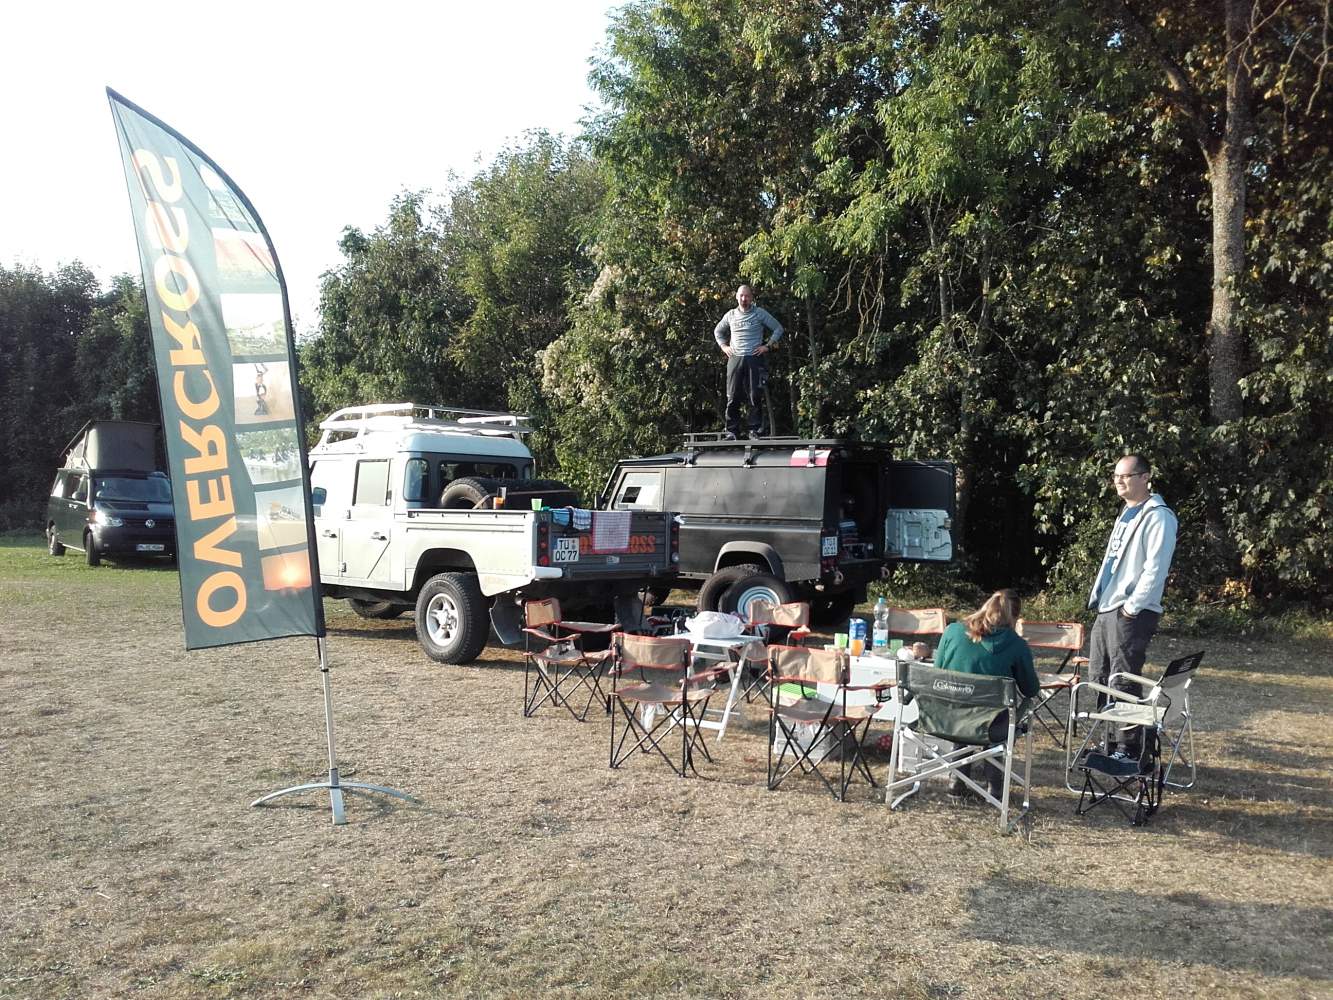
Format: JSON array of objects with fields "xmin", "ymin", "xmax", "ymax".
[
  {"xmin": 614, "ymin": 471, "xmax": 663, "ymax": 510},
  {"xmin": 310, "ymin": 460, "xmax": 352, "ymax": 511},
  {"xmin": 71, "ymin": 475, "xmax": 89, "ymax": 503},
  {"xmin": 354, "ymin": 459, "xmax": 391, "ymax": 506},
  {"xmin": 439, "ymin": 461, "xmax": 519, "ymax": 483},
  {"xmin": 51, "ymin": 473, "xmax": 66, "ymax": 499},
  {"xmin": 403, "ymin": 459, "xmax": 429, "ymax": 503}
]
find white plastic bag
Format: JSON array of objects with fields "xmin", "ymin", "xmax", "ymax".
[{"xmin": 683, "ymin": 611, "xmax": 745, "ymax": 638}]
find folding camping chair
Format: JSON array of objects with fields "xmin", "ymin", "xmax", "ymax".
[
  {"xmin": 1015, "ymin": 619, "xmax": 1087, "ymax": 747},
  {"xmin": 521, "ymin": 598, "xmax": 616, "ymax": 721},
  {"xmin": 885, "ymin": 607, "xmax": 948, "ymax": 655},
  {"xmin": 766, "ymin": 645, "xmax": 889, "ymax": 801},
  {"xmin": 607, "ymin": 633, "xmax": 727, "ymax": 778},
  {"xmin": 739, "ymin": 601, "xmax": 812, "ymax": 703},
  {"xmin": 884, "ymin": 661, "xmax": 1033, "ymax": 833},
  {"xmin": 1066, "ymin": 651, "xmax": 1204, "ymax": 823}
]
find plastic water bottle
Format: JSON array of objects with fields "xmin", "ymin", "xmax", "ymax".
[{"xmin": 872, "ymin": 597, "xmax": 890, "ymax": 657}]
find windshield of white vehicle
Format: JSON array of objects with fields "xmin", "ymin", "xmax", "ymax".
[{"xmin": 94, "ymin": 476, "xmax": 172, "ymax": 503}]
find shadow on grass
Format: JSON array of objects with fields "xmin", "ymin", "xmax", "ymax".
[
  {"xmin": 1218, "ymin": 736, "xmax": 1333, "ymax": 779},
  {"xmin": 1061, "ymin": 786, "xmax": 1333, "ymax": 860},
  {"xmin": 966, "ymin": 873, "xmax": 1333, "ymax": 980}
]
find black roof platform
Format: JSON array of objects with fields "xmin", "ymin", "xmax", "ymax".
[
  {"xmin": 617, "ymin": 433, "xmax": 888, "ymax": 469},
  {"xmin": 682, "ymin": 432, "xmax": 846, "ymax": 450}
]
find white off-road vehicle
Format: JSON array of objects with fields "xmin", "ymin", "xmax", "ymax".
[{"xmin": 309, "ymin": 403, "xmax": 678, "ymax": 664}]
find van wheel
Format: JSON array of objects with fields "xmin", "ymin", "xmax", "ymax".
[
  {"xmin": 84, "ymin": 534, "xmax": 101, "ymax": 567},
  {"xmin": 440, "ymin": 477, "xmax": 501, "ymax": 509},
  {"xmin": 720, "ymin": 573, "xmax": 793, "ymax": 619},
  {"xmin": 414, "ymin": 572, "xmax": 490, "ymax": 664},
  {"xmin": 697, "ymin": 563, "xmax": 764, "ymax": 613},
  {"xmin": 810, "ymin": 590, "xmax": 857, "ymax": 626},
  {"xmin": 47, "ymin": 528, "xmax": 65, "ymax": 557},
  {"xmin": 347, "ymin": 598, "xmax": 405, "ymax": 620}
]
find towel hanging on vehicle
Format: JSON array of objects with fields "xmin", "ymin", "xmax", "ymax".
[{"xmin": 591, "ymin": 510, "xmax": 632, "ymax": 553}]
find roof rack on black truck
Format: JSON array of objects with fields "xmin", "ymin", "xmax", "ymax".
[
  {"xmin": 309, "ymin": 403, "xmax": 679, "ymax": 664},
  {"xmin": 600, "ymin": 432, "xmax": 953, "ymax": 624}
]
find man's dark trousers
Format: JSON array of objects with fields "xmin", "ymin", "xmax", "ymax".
[
  {"xmin": 1088, "ymin": 608, "xmax": 1160, "ymax": 753},
  {"xmin": 725, "ymin": 353, "xmax": 767, "ymax": 435}
]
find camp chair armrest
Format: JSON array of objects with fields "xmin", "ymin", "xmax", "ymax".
[
  {"xmin": 1107, "ymin": 671, "xmax": 1159, "ymax": 691},
  {"xmin": 560, "ymin": 621, "xmax": 617, "ymax": 634},
  {"xmin": 687, "ymin": 665, "xmax": 731, "ymax": 684},
  {"xmin": 1073, "ymin": 681, "xmax": 1147, "ymax": 704},
  {"xmin": 844, "ymin": 681, "xmax": 894, "ymax": 693},
  {"xmin": 522, "ymin": 625, "xmax": 563, "ymax": 643}
]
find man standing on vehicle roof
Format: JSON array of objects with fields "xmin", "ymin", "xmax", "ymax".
[
  {"xmin": 1086, "ymin": 453, "xmax": 1177, "ymax": 759},
  {"xmin": 714, "ymin": 284, "xmax": 783, "ymax": 440}
]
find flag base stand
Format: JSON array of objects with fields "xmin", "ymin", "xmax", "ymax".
[{"xmin": 252, "ymin": 637, "xmax": 416, "ymax": 825}]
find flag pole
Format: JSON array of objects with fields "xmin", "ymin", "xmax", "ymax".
[{"xmin": 251, "ymin": 637, "xmax": 416, "ymax": 824}]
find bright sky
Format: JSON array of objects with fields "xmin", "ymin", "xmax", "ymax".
[{"xmin": 1, "ymin": 1, "xmax": 616, "ymax": 333}]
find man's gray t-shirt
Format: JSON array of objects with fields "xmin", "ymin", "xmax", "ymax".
[{"xmin": 714, "ymin": 306, "xmax": 783, "ymax": 356}]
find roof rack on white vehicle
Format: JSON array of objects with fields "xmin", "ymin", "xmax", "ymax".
[{"xmin": 316, "ymin": 402, "xmax": 531, "ymax": 449}]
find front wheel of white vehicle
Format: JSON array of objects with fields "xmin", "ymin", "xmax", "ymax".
[{"xmin": 414, "ymin": 573, "xmax": 490, "ymax": 664}]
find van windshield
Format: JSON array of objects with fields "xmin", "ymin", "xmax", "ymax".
[{"xmin": 94, "ymin": 476, "xmax": 172, "ymax": 503}]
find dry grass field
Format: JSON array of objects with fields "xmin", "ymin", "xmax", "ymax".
[{"xmin": 2, "ymin": 535, "xmax": 1331, "ymax": 999}]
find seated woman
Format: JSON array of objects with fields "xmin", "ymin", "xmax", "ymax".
[{"xmin": 934, "ymin": 589, "xmax": 1040, "ymax": 799}]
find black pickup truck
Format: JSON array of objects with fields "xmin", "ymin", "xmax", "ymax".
[{"xmin": 601, "ymin": 435, "xmax": 954, "ymax": 624}]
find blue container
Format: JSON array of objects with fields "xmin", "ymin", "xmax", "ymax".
[{"xmin": 849, "ymin": 618, "xmax": 868, "ymax": 643}]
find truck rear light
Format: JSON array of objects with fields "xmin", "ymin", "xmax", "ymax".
[{"xmin": 538, "ymin": 554, "xmax": 550, "ymax": 566}]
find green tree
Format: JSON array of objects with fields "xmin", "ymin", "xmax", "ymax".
[
  {"xmin": 301, "ymin": 192, "xmax": 465, "ymax": 425},
  {"xmin": 0, "ymin": 264, "xmax": 161, "ymax": 527},
  {"xmin": 443, "ymin": 133, "xmax": 605, "ymax": 469},
  {"xmin": 73, "ymin": 274, "xmax": 158, "ymax": 425},
  {"xmin": 0, "ymin": 263, "xmax": 98, "ymax": 526}
]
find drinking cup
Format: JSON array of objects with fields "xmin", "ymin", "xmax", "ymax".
[
  {"xmin": 849, "ymin": 637, "xmax": 866, "ymax": 657},
  {"xmin": 834, "ymin": 632, "xmax": 849, "ymax": 649}
]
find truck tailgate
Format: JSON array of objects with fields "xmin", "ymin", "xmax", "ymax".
[{"xmin": 542, "ymin": 509, "xmax": 675, "ymax": 579}]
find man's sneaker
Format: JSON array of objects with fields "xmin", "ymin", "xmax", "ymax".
[
  {"xmin": 747, "ymin": 430, "xmax": 762, "ymax": 439},
  {"xmin": 722, "ymin": 431, "xmax": 737, "ymax": 441}
]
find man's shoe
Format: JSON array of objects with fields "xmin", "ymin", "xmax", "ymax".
[
  {"xmin": 722, "ymin": 431, "xmax": 737, "ymax": 441},
  {"xmin": 747, "ymin": 430, "xmax": 762, "ymax": 439}
]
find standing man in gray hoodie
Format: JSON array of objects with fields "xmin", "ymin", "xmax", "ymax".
[
  {"xmin": 1086, "ymin": 454, "xmax": 1178, "ymax": 757},
  {"xmin": 714, "ymin": 284, "xmax": 783, "ymax": 439}
]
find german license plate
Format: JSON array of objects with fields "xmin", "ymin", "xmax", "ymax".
[
  {"xmin": 137, "ymin": 543, "xmax": 165, "ymax": 552},
  {"xmin": 552, "ymin": 537, "xmax": 580, "ymax": 563}
]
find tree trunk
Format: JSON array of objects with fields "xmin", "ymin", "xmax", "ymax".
[
  {"xmin": 924, "ymin": 204, "xmax": 969, "ymax": 555},
  {"xmin": 1202, "ymin": 0, "xmax": 1252, "ymax": 424}
]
